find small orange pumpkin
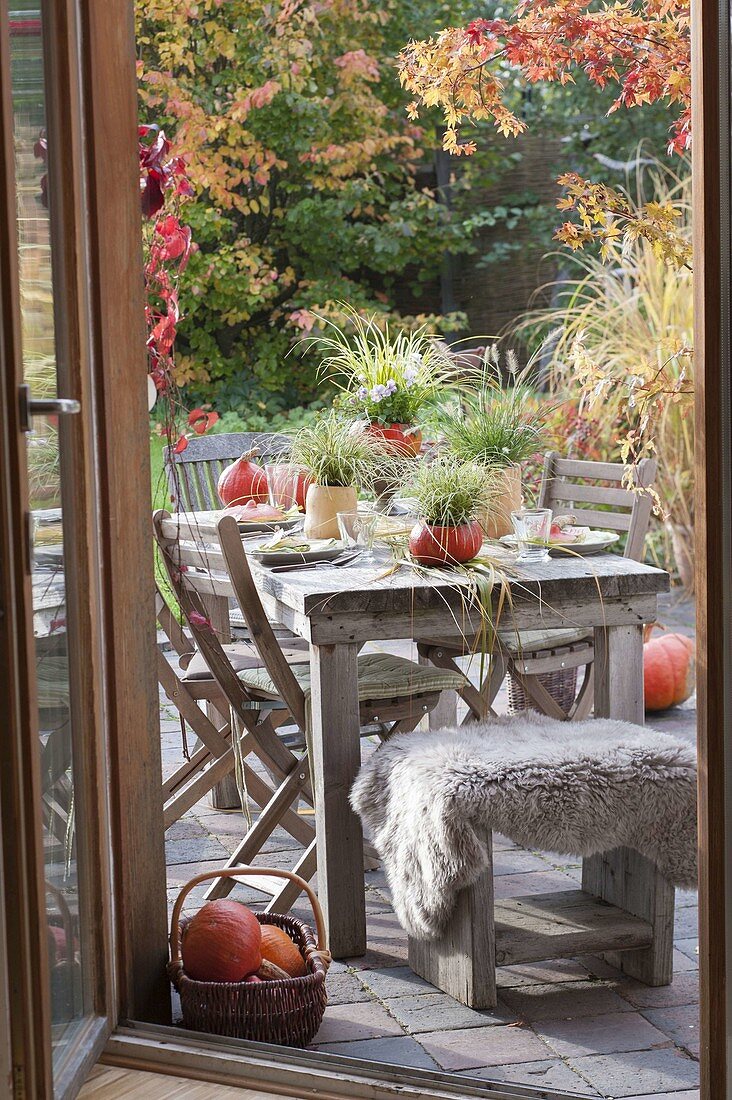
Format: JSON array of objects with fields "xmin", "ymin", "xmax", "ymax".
[
  {"xmin": 181, "ymin": 900, "xmax": 262, "ymax": 982},
  {"xmin": 260, "ymin": 924, "xmax": 307, "ymax": 978},
  {"xmin": 643, "ymin": 630, "xmax": 695, "ymax": 712}
]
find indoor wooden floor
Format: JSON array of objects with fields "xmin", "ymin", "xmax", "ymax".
[{"xmin": 79, "ymin": 1063, "xmax": 290, "ymax": 1098}]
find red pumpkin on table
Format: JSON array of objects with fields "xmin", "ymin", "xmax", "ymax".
[
  {"xmin": 643, "ymin": 629, "xmax": 695, "ymax": 712},
  {"xmin": 409, "ymin": 520, "xmax": 483, "ymax": 566},
  {"xmin": 217, "ymin": 448, "xmax": 268, "ymax": 507}
]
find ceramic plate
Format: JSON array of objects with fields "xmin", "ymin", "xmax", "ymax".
[
  {"xmin": 500, "ymin": 530, "xmax": 621, "ymax": 556},
  {"xmin": 251, "ymin": 540, "xmax": 346, "ymax": 567},
  {"xmin": 233, "ymin": 516, "xmax": 301, "ymax": 533}
]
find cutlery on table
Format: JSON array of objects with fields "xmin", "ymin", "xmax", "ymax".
[{"xmin": 268, "ymin": 552, "xmax": 362, "ymax": 574}]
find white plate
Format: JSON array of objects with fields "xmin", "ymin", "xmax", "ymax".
[
  {"xmin": 500, "ymin": 530, "xmax": 621, "ymax": 556},
  {"xmin": 233, "ymin": 516, "xmax": 301, "ymax": 533},
  {"xmin": 251, "ymin": 540, "xmax": 346, "ymax": 567}
]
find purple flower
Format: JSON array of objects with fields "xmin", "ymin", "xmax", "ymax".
[
  {"xmin": 385, "ymin": 378, "xmax": 398, "ymax": 395},
  {"xmin": 404, "ymin": 362, "xmax": 419, "ymax": 387},
  {"xmin": 356, "ymin": 386, "xmax": 369, "ymax": 400},
  {"xmin": 370, "ymin": 384, "xmax": 388, "ymax": 402}
]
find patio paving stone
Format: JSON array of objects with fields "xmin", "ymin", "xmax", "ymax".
[
  {"xmin": 629, "ymin": 1093, "xmax": 699, "ymax": 1099},
  {"xmin": 322, "ymin": 971, "xmax": 372, "ymax": 1006},
  {"xmin": 674, "ymin": 938, "xmax": 699, "ymax": 963},
  {"xmin": 533, "ymin": 1009, "xmax": 672, "ymax": 1059},
  {"xmin": 640, "ymin": 1006, "xmax": 700, "ymax": 1057},
  {"xmin": 567, "ymin": 1048, "xmax": 700, "ymax": 1096},
  {"xmin": 164, "ymin": 837, "xmax": 229, "ymax": 864},
  {"xmin": 354, "ymin": 965, "xmax": 433, "ymax": 1000},
  {"xmin": 493, "ymin": 868, "xmax": 582, "ymax": 899},
  {"xmin": 617, "ymin": 973, "xmax": 699, "ymax": 1009},
  {"xmin": 500, "ymin": 980, "xmax": 635, "ymax": 1022},
  {"xmin": 382, "ymin": 992, "xmax": 516, "ymax": 1034},
  {"xmin": 496, "ymin": 958, "xmax": 591, "ymax": 988},
  {"xmin": 416, "ymin": 1022, "xmax": 555, "ymax": 1071},
  {"xmin": 312, "ymin": 1035, "xmax": 440, "ymax": 1070},
  {"xmin": 311, "ymin": 1000, "xmax": 404, "ymax": 1044},
  {"xmin": 492, "ymin": 849, "xmax": 550, "ymax": 875},
  {"xmin": 464, "ymin": 1059, "xmax": 601, "ymax": 1093},
  {"xmin": 673, "ymin": 907, "xmax": 698, "ymax": 938},
  {"xmin": 671, "ymin": 949, "xmax": 698, "ymax": 973}
]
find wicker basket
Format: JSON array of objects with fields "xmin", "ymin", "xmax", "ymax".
[
  {"xmin": 168, "ymin": 866, "xmax": 330, "ymax": 1047},
  {"xmin": 508, "ymin": 667, "xmax": 578, "ymax": 715}
]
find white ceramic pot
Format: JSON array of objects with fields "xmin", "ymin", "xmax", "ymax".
[
  {"xmin": 303, "ymin": 484, "xmax": 358, "ymax": 539},
  {"xmin": 479, "ymin": 465, "xmax": 522, "ymax": 539}
]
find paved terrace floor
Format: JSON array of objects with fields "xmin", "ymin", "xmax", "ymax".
[{"xmin": 162, "ymin": 592, "xmax": 698, "ymax": 1099}]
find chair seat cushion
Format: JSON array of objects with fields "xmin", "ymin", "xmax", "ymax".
[
  {"xmin": 238, "ymin": 651, "xmax": 468, "ymax": 703},
  {"xmin": 182, "ymin": 642, "xmax": 308, "ymax": 681},
  {"xmin": 498, "ymin": 627, "xmax": 593, "ymax": 655}
]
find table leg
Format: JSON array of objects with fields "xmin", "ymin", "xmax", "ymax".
[
  {"xmin": 200, "ymin": 591, "xmax": 240, "ymax": 810},
  {"xmin": 310, "ymin": 641, "xmax": 367, "ymax": 957},
  {"xmin": 582, "ymin": 624, "xmax": 675, "ymax": 985},
  {"xmin": 418, "ymin": 651, "xmax": 458, "ymax": 728}
]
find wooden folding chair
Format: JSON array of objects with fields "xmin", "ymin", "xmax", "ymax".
[
  {"xmin": 419, "ymin": 454, "xmax": 658, "ymax": 722},
  {"xmin": 153, "ymin": 508, "xmax": 467, "ymax": 913}
]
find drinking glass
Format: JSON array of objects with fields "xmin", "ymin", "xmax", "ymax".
[
  {"xmin": 337, "ymin": 511, "xmax": 379, "ymax": 561},
  {"xmin": 511, "ymin": 507, "xmax": 552, "ymax": 563},
  {"xmin": 265, "ymin": 463, "xmax": 300, "ymax": 511}
]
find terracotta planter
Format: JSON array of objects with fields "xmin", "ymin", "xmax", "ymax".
[
  {"xmin": 479, "ymin": 465, "xmax": 522, "ymax": 539},
  {"xmin": 303, "ymin": 484, "xmax": 357, "ymax": 539},
  {"xmin": 408, "ymin": 520, "xmax": 483, "ymax": 566},
  {"xmin": 365, "ymin": 422, "xmax": 422, "ymax": 457}
]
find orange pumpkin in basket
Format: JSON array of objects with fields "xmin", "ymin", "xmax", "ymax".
[
  {"xmin": 260, "ymin": 924, "xmax": 307, "ymax": 978},
  {"xmin": 643, "ymin": 630, "xmax": 695, "ymax": 712},
  {"xmin": 182, "ymin": 900, "xmax": 262, "ymax": 982}
]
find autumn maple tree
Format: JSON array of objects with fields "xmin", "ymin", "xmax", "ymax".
[{"xmin": 399, "ymin": 0, "xmax": 691, "ymax": 265}]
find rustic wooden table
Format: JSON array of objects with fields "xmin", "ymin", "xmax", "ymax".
[{"xmin": 200, "ymin": 542, "xmax": 670, "ymax": 960}]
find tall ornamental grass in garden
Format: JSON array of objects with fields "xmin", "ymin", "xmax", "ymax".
[{"xmin": 521, "ymin": 166, "xmax": 694, "ymax": 587}]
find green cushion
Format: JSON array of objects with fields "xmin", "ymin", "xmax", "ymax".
[
  {"xmin": 238, "ymin": 651, "xmax": 467, "ymax": 703},
  {"xmin": 498, "ymin": 627, "xmax": 593, "ymax": 655}
]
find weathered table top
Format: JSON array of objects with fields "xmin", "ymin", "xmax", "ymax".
[{"xmin": 246, "ymin": 546, "xmax": 670, "ymax": 644}]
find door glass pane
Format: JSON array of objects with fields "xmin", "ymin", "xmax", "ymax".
[{"xmin": 8, "ymin": 1, "xmax": 86, "ymax": 1065}]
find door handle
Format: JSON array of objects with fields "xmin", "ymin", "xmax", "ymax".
[{"xmin": 18, "ymin": 383, "xmax": 80, "ymax": 432}]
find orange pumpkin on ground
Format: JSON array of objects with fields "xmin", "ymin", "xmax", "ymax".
[
  {"xmin": 260, "ymin": 924, "xmax": 307, "ymax": 978},
  {"xmin": 643, "ymin": 630, "xmax": 695, "ymax": 712},
  {"xmin": 181, "ymin": 900, "xmax": 262, "ymax": 982}
]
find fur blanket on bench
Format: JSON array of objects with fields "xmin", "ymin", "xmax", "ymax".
[{"xmin": 351, "ymin": 713, "xmax": 697, "ymax": 939}]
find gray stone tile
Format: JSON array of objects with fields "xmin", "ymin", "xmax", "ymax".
[
  {"xmin": 417, "ymin": 1022, "xmax": 553, "ymax": 1071},
  {"xmin": 312, "ymin": 1035, "xmax": 439, "ymax": 1070},
  {"xmin": 496, "ymin": 958, "xmax": 590, "ymax": 989},
  {"xmin": 568, "ymin": 1048, "xmax": 699, "ymax": 1096},
  {"xmin": 535, "ymin": 1009, "xmax": 672, "ymax": 1058},
  {"xmin": 675, "ymin": 937, "xmax": 699, "ymax": 963},
  {"xmin": 618, "ymin": 973, "xmax": 699, "ymax": 1009},
  {"xmin": 629, "ymin": 1093, "xmax": 699, "ymax": 1100},
  {"xmin": 642, "ymin": 1005, "xmax": 700, "ymax": 1057},
  {"xmin": 493, "ymin": 850, "xmax": 549, "ymax": 876},
  {"xmin": 464, "ymin": 1059, "xmax": 600, "ymax": 1092},
  {"xmin": 355, "ymin": 965, "xmax": 434, "ymax": 1000},
  {"xmin": 311, "ymin": 1001, "xmax": 403, "ymax": 1044},
  {"xmin": 324, "ymin": 971, "xmax": 372, "ymax": 1006},
  {"xmin": 674, "ymin": 906, "xmax": 698, "ymax": 939},
  {"xmin": 500, "ymin": 980, "xmax": 634, "ymax": 1022},
  {"xmin": 494, "ymin": 869, "xmax": 582, "ymax": 899},
  {"xmin": 165, "ymin": 840, "xmax": 228, "ymax": 866},
  {"xmin": 493, "ymin": 833, "xmax": 520, "ymax": 851},
  {"xmin": 164, "ymin": 819, "xmax": 207, "ymax": 840},
  {"xmin": 383, "ymin": 993, "xmax": 515, "ymax": 1034},
  {"xmin": 672, "ymin": 948, "xmax": 699, "ymax": 973}
]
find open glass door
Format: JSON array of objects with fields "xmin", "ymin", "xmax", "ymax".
[{"xmin": 0, "ymin": 2, "xmax": 117, "ymax": 1095}]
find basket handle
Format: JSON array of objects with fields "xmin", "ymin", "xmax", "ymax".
[{"xmin": 169, "ymin": 867, "xmax": 329, "ymax": 969}]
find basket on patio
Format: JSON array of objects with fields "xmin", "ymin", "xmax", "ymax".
[
  {"xmin": 168, "ymin": 866, "xmax": 330, "ymax": 1047},
  {"xmin": 507, "ymin": 666, "xmax": 578, "ymax": 715}
]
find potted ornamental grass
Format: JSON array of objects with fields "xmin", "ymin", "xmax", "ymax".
[
  {"xmin": 407, "ymin": 455, "xmax": 494, "ymax": 566},
  {"xmin": 289, "ymin": 413, "xmax": 392, "ymax": 538},
  {"xmin": 308, "ymin": 306, "xmax": 457, "ymax": 457},
  {"xmin": 437, "ymin": 350, "xmax": 547, "ymax": 538}
]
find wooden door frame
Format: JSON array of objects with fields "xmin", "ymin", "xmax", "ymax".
[{"xmin": 693, "ymin": 0, "xmax": 731, "ymax": 1093}]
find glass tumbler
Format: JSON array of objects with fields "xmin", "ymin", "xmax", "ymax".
[
  {"xmin": 337, "ymin": 511, "xmax": 379, "ymax": 561},
  {"xmin": 511, "ymin": 507, "xmax": 552, "ymax": 563},
  {"xmin": 265, "ymin": 462, "xmax": 300, "ymax": 512}
]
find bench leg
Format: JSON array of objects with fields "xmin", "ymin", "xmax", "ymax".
[
  {"xmin": 408, "ymin": 840, "xmax": 497, "ymax": 1008},
  {"xmin": 583, "ymin": 624, "xmax": 675, "ymax": 985}
]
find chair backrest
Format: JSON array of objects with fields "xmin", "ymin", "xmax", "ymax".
[
  {"xmin": 164, "ymin": 431, "xmax": 291, "ymax": 512},
  {"xmin": 152, "ymin": 510, "xmax": 308, "ymax": 731},
  {"xmin": 538, "ymin": 453, "xmax": 658, "ymax": 561}
]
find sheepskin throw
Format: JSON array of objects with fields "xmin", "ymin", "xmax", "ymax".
[{"xmin": 351, "ymin": 713, "xmax": 697, "ymax": 940}]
